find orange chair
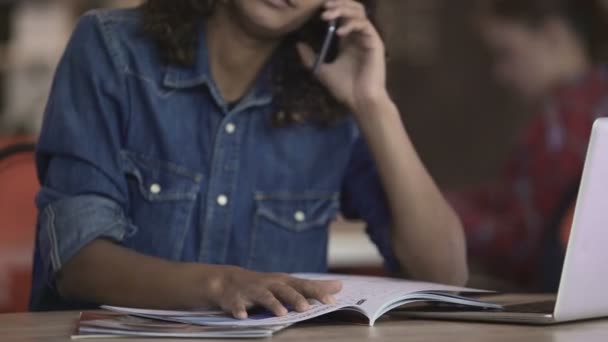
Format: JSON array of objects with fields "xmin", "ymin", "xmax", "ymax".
[{"xmin": 0, "ymin": 138, "xmax": 37, "ymax": 313}]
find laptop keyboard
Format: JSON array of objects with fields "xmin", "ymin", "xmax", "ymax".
[{"xmin": 503, "ymin": 300, "xmax": 556, "ymax": 314}]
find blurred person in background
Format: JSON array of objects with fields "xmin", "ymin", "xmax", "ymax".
[{"xmin": 448, "ymin": 0, "xmax": 608, "ymax": 291}]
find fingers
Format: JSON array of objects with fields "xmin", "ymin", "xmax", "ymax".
[
  {"xmin": 322, "ymin": 280, "xmax": 344, "ymax": 294},
  {"xmin": 216, "ymin": 271, "xmax": 344, "ymax": 320},
  {"xmin": 323, "ymin": 0, "xmax": 366, "ymax": 21},
  {"xmin": 321, "ymin": 0, "xmax": 379, "ymax": 43},
  {"xmin": 232, "ymin": 302, "xmax": 249, "ymax": 320},
  {"xmin": 254, "ymin": 290, "xmax": 289, "ymax": 317},
  {"xmin": 290, "ymin": 279, "xmax": 343, "ymax": 305},
  {"xmin": 335, "ymin": 18, "xmax": 373, "ymax": 38},
  {"xmin": 219, "ymin": 289, "xmax": 288, "ymax": 319},
  {"xmin": 245, "ymin": 279, "xmax": 341, "ymax": 318},
  {"xmin": 270, "ymin": 283, "xmax": 311, "ymax": 312},
  {"xmin": 219, "ymin": 294, "xmax": 249, "ymax": 320}
]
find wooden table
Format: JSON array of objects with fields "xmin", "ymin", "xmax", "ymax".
[{"xmin": 2, "ymin": 296, "xmax": 608, "ymax": 342}]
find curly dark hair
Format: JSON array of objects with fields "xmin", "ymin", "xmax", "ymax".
[
  {"xmin": 141, "ymin": 0, "xmax": 378, "ymax": 127},
  {"xmin": 489, "ymin": 0, "xmax": 608, "ymax": 63}
]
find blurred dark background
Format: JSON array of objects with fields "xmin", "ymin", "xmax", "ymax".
[{"xmin": 380, "ymin": 0, "xmax": 529, "ymax": 187}]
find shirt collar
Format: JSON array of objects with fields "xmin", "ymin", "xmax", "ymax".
[{"xmin": 162, "ymin": 22, "xmax": 274, "ymax": 110}]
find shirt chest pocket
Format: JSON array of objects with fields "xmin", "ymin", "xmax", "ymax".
[
  {"xmin": 248, "ymin": 192, "xmax": 340, "ymax": 273},
  {"xmin": 120, "ymin": 151, "xmax": 203, "ymax": 260}
]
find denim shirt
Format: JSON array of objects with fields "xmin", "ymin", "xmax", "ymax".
[{"xmin": 30, "ymin": 8, "xmax": 397, "ymax": 311}]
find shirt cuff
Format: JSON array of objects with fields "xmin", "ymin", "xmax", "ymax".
[{"xmin": 37, "ymin": 192, "xmax": 137, "ymax": 274}]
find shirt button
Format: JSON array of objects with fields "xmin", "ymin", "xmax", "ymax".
[
  {"xmin": 294, "ymin": 211, "xmax": 306, "ymax": 223},
  {"xmin": 225, "ymin": 123, "xmax": 236, "ymax": 134},
  {"xmin": 150, "ymin": 184, "xmax": 162, "ymax": 194},
  {"xmin": 217, "ymin": 195, "xmax": 229, "ymax": 207}
]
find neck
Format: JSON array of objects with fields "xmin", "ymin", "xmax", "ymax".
[{"xmin": 206, "ymin": 5, "xmax": 281, "ymax": 103}]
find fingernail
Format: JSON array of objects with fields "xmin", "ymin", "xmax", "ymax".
[
  {"xmin": 298, "ymin": 302, "xmax": 311, "ymax": 311},
  {"xmin": 323, "ymin": 296, "xmax": 336, "ymax": 305},
  {"xmin": 235, "ymin": 311, "xmax": 248, "ymax": 320}
]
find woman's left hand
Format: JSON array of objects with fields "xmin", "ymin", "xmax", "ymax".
[{"xmin": 297, "ymin": 0, "xmax": 389, "ymax": 114}]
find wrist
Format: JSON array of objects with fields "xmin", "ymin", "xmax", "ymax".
[
  {"xmin": 351, "ymin": 93, "xmax": 400, "ymax": 129},
  {"xmin": 351, "ymin": 91, "xmax": 396, "ymax": 120},
  {"xmin": 174, "ymin": 263, "xmax": 229, "ymax": 309}
]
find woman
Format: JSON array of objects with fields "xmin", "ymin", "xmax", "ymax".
[
  {"xmin": 31, "ymin": 0, "xmax": 467, "ymax": 317},
  {"xmin": 449, "ymin": 0, "xmax": 608, "ymax": 290}
]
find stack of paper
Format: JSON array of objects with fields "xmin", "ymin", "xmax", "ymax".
[{"xmin": 73, "ymin": 311, "xmax": 289, "ymax": 339}]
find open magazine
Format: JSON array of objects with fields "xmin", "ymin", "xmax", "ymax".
[{"xmin": 100, "ymin": 274, "xmax": 501, "ymax": 328}]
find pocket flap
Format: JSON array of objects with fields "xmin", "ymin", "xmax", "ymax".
[
  {"xmin": 120, "ymin": 151, "xmax": 203, "ymax": 201},
  {"xmin": 254, "ymin": 192, "xmax": 340, "ymax": 231}
]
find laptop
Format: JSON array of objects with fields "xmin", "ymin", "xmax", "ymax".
[{"xmin": 402, "ymin": 118, "xmax": 608, "ymax": 325}]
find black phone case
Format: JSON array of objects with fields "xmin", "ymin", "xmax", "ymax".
[{"xmin": 297, "ymin": 15, "xmax": 340, "ymax": 64}]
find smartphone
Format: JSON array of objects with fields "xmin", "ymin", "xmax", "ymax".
[
  {"xmin": 297, "ymin": 14, "xmax": 340, "ymax": 74},
  {"xmin": 312, "ymin": 19, "xmax": 338, "ymax": 74}
]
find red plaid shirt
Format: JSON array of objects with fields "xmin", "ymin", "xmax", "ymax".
[{"xmin": 447, "ymin": 68, "xmax": 608, "ymax": 284}]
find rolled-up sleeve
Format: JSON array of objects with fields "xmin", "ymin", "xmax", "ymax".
[
  {"xmin": 34, "ymin": 13, "xmax": 133, "ymax": 280},
  {"xmin": 37, "ymin": 194, "xmax": 136, "ymax": 274},
  {"xmin": 340, "ymin": 136, "xmax": 400, "ymax": 272}
]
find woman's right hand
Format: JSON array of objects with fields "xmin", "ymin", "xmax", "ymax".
[
  {"xmin": 203, "ymin": 266, "xmax": 343, "ymax": 319},
  {"xmin": 57, "ymin": 240, "xmax": 341, "ymax": 318}
]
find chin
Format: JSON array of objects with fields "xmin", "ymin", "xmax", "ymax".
[
  {"xmin": 243, "ymin": 16, "xmax": 298, "ymax": 39},
  {"xmin": 231, "ymin": 0, "xmax": 317, "ymax": 39}
]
